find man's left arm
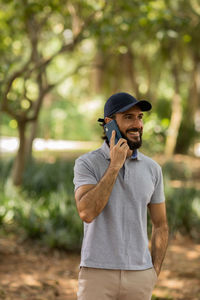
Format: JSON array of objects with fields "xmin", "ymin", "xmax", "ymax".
[{"xmin": 148, "ymin": 202, "xmax": 169, "ymax": 277}]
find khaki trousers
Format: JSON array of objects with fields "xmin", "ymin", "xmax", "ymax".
[{"xmin": 77, "ymin": 267, "xmax": 158, "ymax": 300}]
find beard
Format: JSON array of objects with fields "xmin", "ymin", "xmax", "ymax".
[{"xmin": 120, "ymin": 128, "xmax": 142, "ymax": 150}]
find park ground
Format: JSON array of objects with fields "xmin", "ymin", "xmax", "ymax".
[{"xmin": 0, "ymin": 234, "xmax": 200, "ymax": 300}]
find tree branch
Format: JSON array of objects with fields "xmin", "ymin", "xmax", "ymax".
[
  {"xmin": 190, "ymin": 0, "xmax": 200, "ymax": 16},
  {"xmin": 26, "ymin": 63, "xmax": 89, "ymax": 122},
  {"xmin": 0, "ymin": 104, "xmax": 18, "ymax": 119},
  {"xmin": 1, "ymin": 2, "xmax": 108, "ymax": 122},
  {"xmin": 1, "ymin": 60, "xmax": 31, "ymax": 107},
  {"xmin": 44, "ymin": 63, "xmax": 88, "ymax": 94},
  {"xmin": 25, "ymin": 2, "xmax": 108, "ymax": 74}
]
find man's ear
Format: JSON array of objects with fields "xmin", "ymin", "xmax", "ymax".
[{"xmin": 105, "ymin": 117, "xmax": 113, "ymax": 124}]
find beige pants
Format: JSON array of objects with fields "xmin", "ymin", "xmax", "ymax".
[{"xmin": 77, "ymin": 267, "xmax": 158, "ymax": 300}]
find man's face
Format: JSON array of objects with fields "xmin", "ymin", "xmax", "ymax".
[{"xmin": 115, "ymin": 106, "xmax": 144, "ymax": 150}]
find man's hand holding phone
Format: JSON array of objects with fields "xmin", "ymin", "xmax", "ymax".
[{"xmin": 109, "ymin": 130, "xmax": 129, "ymax": 170}]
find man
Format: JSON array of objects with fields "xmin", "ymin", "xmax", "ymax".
[{"xmin": 73, "ymin": 92, "xmax": 169, "ymax": 300}]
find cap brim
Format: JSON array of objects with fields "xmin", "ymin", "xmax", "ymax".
[{"xmin": 117, "ymin": 100, "xmax": 152, "ymax": 113}]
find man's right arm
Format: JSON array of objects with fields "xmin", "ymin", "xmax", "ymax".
[{"xmin": 75, "ymin": 131, "xmax": 129, "ymax": 223}]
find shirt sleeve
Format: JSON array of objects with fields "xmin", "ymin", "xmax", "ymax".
[
  {"xmin": 73, "ymin": 157, "xmax": 98, "ymax": 192},
  {"xmin": 150, "ymin": 165, "xmax": 165, "ymax": 204}
]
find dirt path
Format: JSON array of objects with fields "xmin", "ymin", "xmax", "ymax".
[{"xmin": 0, "ymin": 235, "xmax": 200, "ymax": 300}]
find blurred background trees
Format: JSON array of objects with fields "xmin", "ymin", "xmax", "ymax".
[
  {"xmin": 0, "ymin": 0, "xmax": 200, "ymax": 249},
  {"xmin": 0, "ymin": 0, "xmax": 107, "ymax": 185}
]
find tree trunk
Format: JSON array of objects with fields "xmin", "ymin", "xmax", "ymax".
[
  {"xmin": 123, "ymin": 49, "xmax": 139, "ymax": 98},
  {"xmin": 12, "ymin": 121, "xmax": 27, "ymax": 186},
  {"xmin": 112, "ymin": 54, "xmax": 124, "ymax": 93},
  {"xmin": 25, "ymin": 119, "xmax": 38, "ymax": 161},
  {"xmin": 191, "ymin": 60, "xmax": 200, "ymax": 112},
  {"xmin": 175, "ymin": 57, "xmax": 200, "ymax": 153},
  {"xmin": 165, "ymin": 65, "xmax": 183, "ymax": 157},
  {"xmin": 92, "ymin": 51, "xmax": 104, "ymax": 94}
]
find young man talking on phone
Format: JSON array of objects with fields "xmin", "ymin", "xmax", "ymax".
[{"xmin": 73, "ymin": 92, "xmax": 169, "ymax": 300}]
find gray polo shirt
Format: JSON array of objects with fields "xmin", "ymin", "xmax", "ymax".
[{"xmin": 73, "ymin": 141, "xmax": 165, "ymax": 270}]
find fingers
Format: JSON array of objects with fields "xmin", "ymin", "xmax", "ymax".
[
  {"xmin": 110, "ymin": 130, "xmax": 116, "ymax": 149},
  {"xmin": 119, "ymin": 142, "xmax": 129, "ymax": 149},
  {"xmin": 109, "ymin": 137, "xmax": 129, "ymax": 169},
  {"xmin": 110, "ymin": 133, "xmax": 128, "ymax": 150},
  {"xmin": 116, "ymin": 138, "xmax": 128, "ymax": 148}
]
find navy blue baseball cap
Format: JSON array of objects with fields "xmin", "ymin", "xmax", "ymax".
[{"xmin": 98, "ymin": 92, "xmax": 152, "ymax": 122}]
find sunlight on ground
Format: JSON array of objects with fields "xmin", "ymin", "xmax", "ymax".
[
  {"xmin": 18, "ymin": 274, "xmax": 41, "ymax": 287},
  {"xmin": 170, "ymin": 245, "xmax": 200, "ymax": 260},
  {"xmin": 66, "ymin": 279, "xmax": 78, "ymax": 295},
  {"xmin": 0, "ymin": 236, "xmax": 200, "ymax": 300}
]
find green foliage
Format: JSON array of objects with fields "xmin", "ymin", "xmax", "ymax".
[
  {"xmin": 162, "ymin": 160, "xmax": 192, "ymax": 180},
  {"xmin": 142, "ymin": 112, "xmax": 168, "ymax": 155},
  {"xmin": 22, "ymin": 158, "xmax": 75, "ymax": 196},
  {"xmin": 148, "ymin": 185, "xmax": 200, "ymax": 241},
  {"xmin": 1, "ymin": 0, "xmax": 199, "ymax": 155},
  {"xmin": 12, "ymin": 188, "xmax": 83, "ymax": 250},
  {"xmin": 164, "ymin": 179, "xmax": 200, "ymax": 239},
  {"xmin": 0, "ymin": 193, "xmax": 8, "ymax": 226},
  {"xmin": 162, "ymin": 160, "xmax": 200, "ymax": 239},
  {"xmin": 0, "ymin": 158, "xmax": 13, "ymax": 185},
  {"xmin": 0, "ymin": 157, "xmax": 200, "ymax": 250},
  {"xmin": 38, "ymin": 95, "xmax": 94, "ymax": 141},
  {"xmin": 0, "ymin": 0, "xmax": 200, "ymax": 252},
  {"xmin": 176, "ymin": 115, "xmax": 197, "ymax": 154},
  {"xmin": 0, "ymin": 158, "xmax": 83, "ymax": 250},
  {"xmin": 1, "ymin": 175, "xmax": 83, "ymax": 250}
]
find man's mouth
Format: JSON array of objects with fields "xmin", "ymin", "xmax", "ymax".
[
  {"xmin": 120, "ymin": 128, "xmax": 143, "ymax": 150},
  {"xmin": 126, "ymin": 129, "xmax": 141, "ymax": 138},
  {"xmin": 127, "ymin": 131, "xmax": 140, "ymax": 137}
]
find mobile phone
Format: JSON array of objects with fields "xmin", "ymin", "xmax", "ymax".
[{"xmin": 104, "ymin": 120, "xmax": 122, "ymax": 145}]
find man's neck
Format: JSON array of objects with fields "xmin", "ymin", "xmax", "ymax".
[{"xmin": 127, "ymin": 149, "xmax": 133, "ymax": 158}]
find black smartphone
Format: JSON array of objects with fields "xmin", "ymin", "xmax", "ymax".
[{"xmin": 104, "ymin": 120, "xmax": 122, "ymax": 145}]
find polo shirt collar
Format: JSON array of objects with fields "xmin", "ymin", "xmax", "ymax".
[{"xmin": 100, "ymin": 141, "xmax": 142, "ymax": 161}]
